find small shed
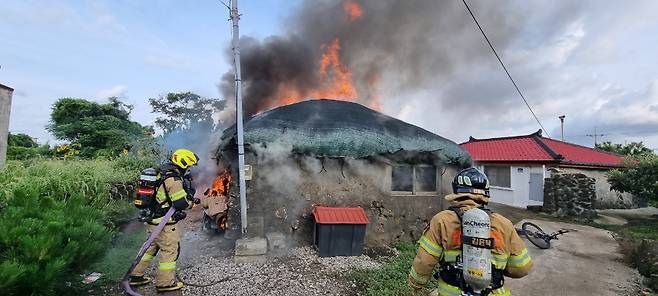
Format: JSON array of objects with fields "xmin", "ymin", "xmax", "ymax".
[{"xmin": 313, "ymin": 206, "xmax": 369, "ymax": 257}]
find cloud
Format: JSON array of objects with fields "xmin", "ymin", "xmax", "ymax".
[{"xmin": 96, "ymin": 85, "xmax": 127, "ymax": 99}]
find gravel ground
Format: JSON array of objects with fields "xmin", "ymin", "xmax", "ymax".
[{"xmin": 177, "ymin": 246, "xmax": 381, "ymax": 296}]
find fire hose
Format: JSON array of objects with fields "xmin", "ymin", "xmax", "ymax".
[{"xmin": 121, "ymin": 207, "xmax": 176, "ymax": 296}]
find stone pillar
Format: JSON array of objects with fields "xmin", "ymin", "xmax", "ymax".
[{"xmin": 0, "ymin": 84, "xmax": 14, "ymax": 169}]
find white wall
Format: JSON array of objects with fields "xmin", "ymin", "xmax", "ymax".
[{"xmin": 476, "ymin": 164, "xmax": 545, "ymax": 208}]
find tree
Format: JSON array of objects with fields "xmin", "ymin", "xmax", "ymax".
[
  {"xmin": 596, "ymin": 141, "xmax": 655, "ymax": 158},
  {"xmin": 7, "ymin": 133, "xmax": 37, "ymax": 148},
  {"xmin": 149, "ymin": 92, "xmax": 225, "ymax": 134},
  {"xmin": 607, "ymin": 156, "xmax": 658, "ymax": 204},
  {"xmin": 47, "ymin": 97, "xmax": 151, "ymax": 157}
]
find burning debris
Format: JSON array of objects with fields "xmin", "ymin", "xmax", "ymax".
[{"xmin": 201, "ymin": 170, "xmax": 232, "ymax": 231}]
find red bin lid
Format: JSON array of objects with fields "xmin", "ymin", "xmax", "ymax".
[{"xmin": 313, "ymin": 206, "xmax": 369, "ymax": 225}]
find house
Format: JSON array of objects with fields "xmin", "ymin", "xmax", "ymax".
[
  {"xmin": 217, "ymin": 99, "xmax": 472, "ymax": 245},
  {"xmin": 460, "ymin": 130, "xmax": 637, "ymax": 209}
]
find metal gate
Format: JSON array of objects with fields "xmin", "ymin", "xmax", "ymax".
[{"xmin": 529, "ymin": 173, "xmax": 544, "ymax": 202}]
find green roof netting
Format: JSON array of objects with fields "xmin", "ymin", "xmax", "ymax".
[{"xmin": 220, "ymin": 99, "xmax": 472, "ymax": 167}]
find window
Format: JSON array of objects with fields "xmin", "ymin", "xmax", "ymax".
[
  {"xmin": 391, "ymin": 165, "xmax": 413, "ymax": 192},
  {"xmin": 484, "ymin": 166, "xmax": 511, "ymax": 188},
  {"xmin": 391, "ymin": 165, "xmax": 438, "ymax": 194}
]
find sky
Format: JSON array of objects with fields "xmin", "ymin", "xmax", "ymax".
[{"xmin": 1, "ymin": 0, "xmax": 658, "ymax": 151}]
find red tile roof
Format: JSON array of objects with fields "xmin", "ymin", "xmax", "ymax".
[
  {"xmin": 460, "ymin": 137, "xmax": 555, "ymax": 162},
  {"xmin": 313, "ymin": 206, "xmax": 369, "ymax": 225},
  {"xmin": 460, "ymin": 130, "xmax": 624, "ymax": 168}
]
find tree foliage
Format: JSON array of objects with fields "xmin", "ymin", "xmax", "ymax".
[
  {"xmin": 596, "ymin": 141, "xmax": 655, "ymax": 157},
  {"xmin": 149, "ymin": 92, "xmax": 225, "ymax": 134},
  {"xmin": 608, "ymin": 156, "xmax": 658, "ymax": 204},
  {"xmin": 6, "ymin": 133, "xmax": 50, "ymax": 160},
  {"xmin": 47, "ymin": 97, "xmax": 151, "ymax": 157},
  {"xmin": 7, "ymin": 133, "xmax": 37, "ymax": 148}
]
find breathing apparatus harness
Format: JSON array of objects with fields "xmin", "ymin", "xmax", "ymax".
[
  {"xmin": 134, "ymin": 163, "xmax": 197, "ymax": 223},
  {"xmin": 434, "ymin": 206, "xmax": 505, "ymax": 296}
]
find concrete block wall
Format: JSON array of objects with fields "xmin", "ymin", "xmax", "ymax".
[{"xmin": 0, "ymin": 85, "xmax": 14, "ymax": 169}]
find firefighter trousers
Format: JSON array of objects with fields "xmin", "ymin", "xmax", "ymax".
[{"xmin": 131, "ymin": 223, "xmax": 182, "ymax": 287}]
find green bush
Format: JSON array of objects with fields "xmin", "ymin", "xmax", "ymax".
[
  {"xmin": 0, "ymin": 159, "xmax": 148, "ymax": 295},
  {"xmin": 608, "ymin": 156, "xmax": 658, "ymax": 205},
  {"xmin": 7, "ymin": 145, "xmax": 52, "ymax": 160},
  {"xmin": 0, "ymin": 188, "xmax": 111, "ymax": 295}
]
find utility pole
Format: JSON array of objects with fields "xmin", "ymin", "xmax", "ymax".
[
  {"xmin": 230, "ymin": 0, "xmax": 248, "ymax": 235},
  {"xmin": 558, "ymin": 115, "xmax": 565, "ymax": 141},
  {"xmin": 586, "ymin": 126, "xmax": 605, "ymax": 147}
]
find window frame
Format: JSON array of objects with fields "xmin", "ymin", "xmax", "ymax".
[
  {"xmin": 483, "ymin": 165, "xmax": 512, "ymax": 189},
  {"xmin": 391, "ymin": 164, "xmax": 439, "ymax": 196}
]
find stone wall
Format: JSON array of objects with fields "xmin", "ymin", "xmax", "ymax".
[
  {"xmin": 559, "ymin": 167, "xmax": 646, "ymax": 209},
  {"xmin": 543, "ymin": 173, "xmax": 597, "ymax": 221},
  {"xmin": 110, "ymin": 182, "xmax": 136, "ymax": 200},
  {"xmin": 222, "ymin": 147, "xmax": 459, "ymax": 246}
]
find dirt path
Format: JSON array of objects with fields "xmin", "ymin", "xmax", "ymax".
[{"xmin": 506, "ymin": 219, "xmax": 642, "ymax": 296}]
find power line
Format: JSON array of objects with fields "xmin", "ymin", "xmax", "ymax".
[{"xmin": 461, "ymin": 0, "xmax": 549, "ymax": 138}]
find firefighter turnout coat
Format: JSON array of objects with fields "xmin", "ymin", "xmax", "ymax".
[{"xmin": 408, "ymin": 193, "xmax": 533, "ymax": 296}]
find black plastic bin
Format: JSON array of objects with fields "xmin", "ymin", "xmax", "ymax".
[{"xmin": 313, "ymin": 206, "xmax": 369, "ymax": 257}]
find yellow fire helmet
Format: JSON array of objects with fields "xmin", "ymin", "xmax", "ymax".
[{"xmin": 171, "ymin": 149, "xmax": 199, "ymax": 169}]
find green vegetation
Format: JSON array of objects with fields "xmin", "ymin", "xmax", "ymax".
[
  {"xmin": 596, "ymin": 141, "xmax": 655, "ymax": 158},
  {"xmin": 149, "ymin": 91, "xmax": 225, "ymax": 134},
  {"xmin": 607, "ymin": 156, "xmax": 658, "ymax": 204},
  {"xmin": 0, "ymin": 158, "xmax": 145, "ymax": 295},
  {"xmin": 47, "ymin": 97, "xmax": 152, "ymax": 158},
  {"xmin": 350, "ymin": 242, "xmax": 437, "ymax": 296},
  {"xmin": 89, "ymin": 224, "xmax": 146, "ymax": 285},
  {"xmin": 8, "ymin": 133, "xmax": 37, "ymax": 148},
  {"xmin": 6, "ymin": 133, "xmax": 52, "ymax": 160}
]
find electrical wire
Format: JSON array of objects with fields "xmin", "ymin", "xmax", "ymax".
[{"xmin": 461, "ymin": 0, "xmax": 550, "ymax": 138}]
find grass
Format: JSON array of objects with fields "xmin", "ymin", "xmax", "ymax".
[
  {"xmin": 349, "ymin": 242, "xmax": 437, "ymax": 296},
  {"xmin": 89, "ymin": 222, "xmax": 147, "ymax": 285},
  {"xmin": 602, "ymin": 219, "xmax": 658, "ymax": 241}
]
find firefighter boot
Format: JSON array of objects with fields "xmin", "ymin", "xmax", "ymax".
[{"xmin": 156, "ymin": 281, "xmax": 184, "ymax": 292}]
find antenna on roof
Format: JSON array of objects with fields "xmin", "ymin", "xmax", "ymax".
[{"xmin": 586, "ymin": 126, "xmax": 606, "ymax": 147}]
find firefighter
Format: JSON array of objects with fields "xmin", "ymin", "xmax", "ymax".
[
  {"xmin": 408, "ymin": 168, "xmax": 533, "ymax": 296},
  {"xmin": 129, "ymin": 149, "xmax": 199, "ymax": 292}
]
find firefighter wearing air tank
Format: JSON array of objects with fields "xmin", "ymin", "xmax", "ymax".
[
  {"xmin": 129, "ymin": 149, "xmax": 200, "ymax": 292},
  {"xmin": 408, "ymin": 168, "xmax": 532, "ymax": 296}
]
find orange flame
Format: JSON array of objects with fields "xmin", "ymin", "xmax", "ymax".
[
  {"xmin": 275, "ymin": 38, "xmax": 364, "ymax": 106},
  {"xmin": 343, "ymin": 0, "xmax": 363, "ymax": 21},
  {"xmin": 263, "ymin": 1, "xmax": 380, "ymax": 113},
  {"xmin": 206, "ymin": 170, "xmax": 232, "ymax": 197}
]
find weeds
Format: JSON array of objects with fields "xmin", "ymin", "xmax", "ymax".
[
  {"xmin": 0, "ymin": 158, "xmax": 147, "ymax": 295},
  {"xmin": 350, "ymin": 242, "xmax": 437, "ymax": 296}
]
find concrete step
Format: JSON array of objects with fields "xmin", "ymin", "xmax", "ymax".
[{"xmin": 234, "ymin": 236, "xmax": 267, "ymax": 263}]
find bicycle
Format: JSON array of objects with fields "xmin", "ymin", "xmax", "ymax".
[{"xmin": 521, "ymin": 221, "xmax": 569, "ymax": 249}]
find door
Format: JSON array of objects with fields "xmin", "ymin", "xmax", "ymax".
[{"xmin": 529, "ymin": 173, "xmax": 544, "ymax": 202}]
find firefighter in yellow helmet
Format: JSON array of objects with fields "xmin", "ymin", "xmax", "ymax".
[
  {"xmin": 129, "ymin": 149, "xmax": 200, "ymax": 292},
  {"xmin": 408, "ymin": 168, "xmax": 532, "ymax": 296}
]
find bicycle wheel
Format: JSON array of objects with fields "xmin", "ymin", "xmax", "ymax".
[{"xmin": 522, "ymin": 222, "xmax": 551, "ymax": 249}]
